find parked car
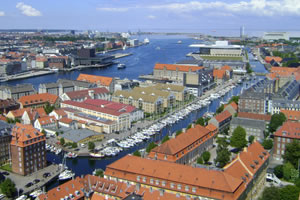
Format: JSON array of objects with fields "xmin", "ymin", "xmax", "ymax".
[
  {"xmin": 43, "ymin": 172, "xmax": 51, "ymax": 178},
  {"xmin": 25, "ymin": 182, "xmax": 33, "ymax": 188},
  {"xmin": 33, "ymin": 179, "xmax": 40, "ymax": 184}
]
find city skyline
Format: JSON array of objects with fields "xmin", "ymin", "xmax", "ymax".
[{"xmin": 0, "ymin": 0, "xmax": 300, "ymax": 36}]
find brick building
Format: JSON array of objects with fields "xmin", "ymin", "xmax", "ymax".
[
  {"xmin": 0, "ymin": 121, "xmax": 12, "ymax": 166},
  {"xmin": 10, "ymin": 123, "xmax": 46, "ymax": 176}
]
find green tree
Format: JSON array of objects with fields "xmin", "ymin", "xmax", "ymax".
[
  {"xmin": 269, "ymin": 112, "xmax": 286, "ymax": 133},
  {"xmin": 197, "ymin": 156, "xmax": 203, "ymax": 164},
  {"xmin": 146, "ymin": 142, "xmax": 158, "ymax": 153},
  {"xmin": 44, "ymin": 102, "xmax": 55, "ymax": 114},
  {"xmin": 0, "ymin": 178, "xmax": 16, "ymax": 198},
  {"xmin": 248, "ymin": 135, "xmax": 255, "ymax": 144},
  {"xmin": 187, "ymin": 124, "xmax": 192, "ymax": 130},
  {"xmin": 283, "ymin": 162, "xmax": 295, "ymax": 181},
  {"xmin": 229, "ymin": 96, "xmax": 239, "ymax": 105},
  {"xmin": 72, "ymin": 143, "xmax": 78, "ymax": 148},
  {"xmin": 133, "ymin": 150, "xmax": 141, "ymax": 157},
  {"xmin": 230, "ymin": 126, "xmax": 247, "ymax": 150},
  {"xmin": 283, "ymin": 140, "xmax": 300, "ymax": 169},
  {"xmin": 260, "ymin": 186, "xmax": 280, "ymax": 200},
  {"xmin": 294, "ymin": 177, "xmax": 300, "ymax": 188},
  {"xmin": 274, "ymin": 165, "xmax": 283, "ymax": 179},
  {"xmin": 196, "ymin": 117, "xmax": 205, "ymax": 126},
  {"xmin": 55, "ymin": 131, "xmax": 59, "ymax": 136},
  {"xmin": 215, "ymin": 138, "xmax": 231, "ymax": 168},
  {"xmin": 41, "ymin": 129, "xmax": 46, "ymax": 135},
  {"xmin": 94, "ymin": 169, "xmax": 104, "ymax": 177},
  {"xmin": 88, "ymin": 142, "xmax": 95, "ymax": 151},
  {"xmin": 262, "ymin": 139, "xmax": 273, "ymax": 150},
  {"xmin": 202, "ymin": 151, "xmax": 211, "ymax": 164},
  {"xmin": 161, "ymin": 135, "xmax": 170, "ymax": 144},
  {"xmin": 279, "ymin": 185, "xmax": 300, "ymax": 200},
  {"xmin": 176, "ymin": 130, "xmax": 182, "ymax": 136},
  {"xmin": 60, "ymin": 137, "xmax": 65, "ymax": 146},
  {"xmin": 216, "ymin": 104, "xmax": 224, "ymax": 114}
]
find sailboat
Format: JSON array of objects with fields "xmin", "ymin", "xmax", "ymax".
[
  {"xmin": 123, "ymin": 44, "xmax": 127, "ymax": 50},
  {"xmin": 58, "ymin": 154, "xmax": 75, "ymax": 181}
]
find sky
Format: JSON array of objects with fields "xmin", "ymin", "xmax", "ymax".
[{"xmin": 0, "ymin": 0, "xmax": 300, "ymax": 36}]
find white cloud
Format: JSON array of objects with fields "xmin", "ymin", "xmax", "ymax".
[
  {"xmin": 97, "ymin": 7, "xmax": 129, "ymax": 12},
  {"xmin": 0, "ymin": 11, "xmax": 5, "ymax": 16},
  {"xmin": 149, "ymin": 0, "xmax": 300, "ymax": 16},
  {"xmin": 16, "ymin": 2, "xmax": 42, "ymax": 17},
  {"xmin": 147, "ymin": 15, "xmax": 156, "ymax": 19}
]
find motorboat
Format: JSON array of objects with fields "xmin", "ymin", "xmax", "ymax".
[
  {"xmin": 177, "ymin": 40, "xmax": 182, "ymax": 44},
  {"xmin": 117, "ymin": 63, "xmax": 126, "ymax": 69},
  {"xmin": 65, "ymin": 152, "xmax": 78, "ymax": 158},
  {"xmin": 144, "ymin": 38, "xmax": 150, "ymax": 44},
  {"xmin": 59, "ymin": 170, "xmax": 75, "ymax": 181},
  {"xmin": 123, "ymin": 45, "xmax": 127, "ymax": 50},
  {"xmin": 30, "ymin": 190, "xmax": 43, "ymax": 198},
  {"xmin": 55, "ymin": 148, "xmax": 62, "ymax": 155},
  {"xmin": 90, "ymin": 152, "xmax": 105, "ymax": 158},
  {"xmin": 16, "ymin": 195, "xmax": 27, "ymax": 200}
]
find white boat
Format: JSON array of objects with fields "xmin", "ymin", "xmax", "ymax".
[
  {"xmin": 177, "ymin": 40, "xmax": 182, "ymax": 44},
  {"xmin": 123, "ymin": 45, "xmax": 127, "ymax": 50},
  {"xmin": 30, "ymin": 189, "xmax": 43, "ymax": 198},
  {"xmin": 55, "ymin": 148, "xmax": 62, "ymax": 155},
  {"xmin": 90, "ymin": 152, "xmax": 105, "ymax": 158},
  {"xmin": 59, "ymin": 170, "xmax": 75, "ymax": 181},
  {"xmin": 144, "ymin": 38, "xmax": 150, "ymax": 44},
  {"xmin": 50, "ymin": 68, "xmax": 59, "ymax": 72},
  {"xmin": 65, "ymin": 152, "xmax": 78, "ymax": 158},
  {"xmin": 117, "ymin": 63, "xmax": 126, "ymax": 69},
  {"xmin": 16, "ymin": 195, "xmax": 27, "ymax": 200}
]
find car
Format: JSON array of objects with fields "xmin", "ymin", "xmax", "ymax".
[
  {"xmin": 25, "ymin": 182, "xmax": 33, "ymax": 188},
  {"xmin": 43, "ymin": 172, "xmax": 51, "ymax": 178},
  {"xmin": 2, "ymin": 172, "xmax": 9, "ymax": 176},
  {"xmin": 230, "ymin": 148, "xmax": 240, "ymax": 153},
  {"xmin": 33, "ymin": 179, "xmax": 40, "ymax": 184},
  {"xmin": 80, "ymin": 144, "xmax": 86, "ymax": 148}
]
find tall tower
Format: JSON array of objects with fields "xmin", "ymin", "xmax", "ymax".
[{"xmin": 240, "ymin": 26, "xmax": 245, "ymax": 38}]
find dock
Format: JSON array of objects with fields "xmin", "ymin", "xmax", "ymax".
[
  {"xmin": 112, "ymin": 53, "xmax": 132, "ymax": 59},
  {"xmin": 61, "ymin": 63, "xmax": 112, "ymax": 72},
  {"xmin": 0, "ymin": 70, "xmax": 55, "ymax": 82}
]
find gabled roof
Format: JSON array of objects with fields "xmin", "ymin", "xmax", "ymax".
[
  {"xmin": 11, "ymin": 123, "xmax": 45, "ymax": 145},
  {"xmin": 152, "ymin": 125, "xmax": 211, "ymax": 155},
  {"xmin": 213, "ymin": 69, "xmax": 226, "ymax": 79},
  {"xmin": 205, "ymin": 124, "xmax": 217, "ymax": 132},
  {"xmin": 37, "ymin": 116, "xmax": 56, "ymax": 126},
  {"xmin": 237, "ymin": 112, "xmax": 271, "ymax": 121},
  {"xmin": 65, "ymin": 87, "xmax": 109, "ymax": 100},
  {"xmin": 18, "ymin": 93, "xmax": 58, "ymax": 106},
  {"xmin": 274, "ymin": 121, "xmax": 300, "ymax": 139},
  {"xmin": 59, "ymin": 117, "xmax": 74, "ymax": 124},
  {"xmin": 225, "ymin": 101, "xmax": 238, "ymax": 111},
  {"xmin": 52, "ymin": 109, "xmax": 67, "ymax": 117},
  {"xmin": 77, "ymin": 74, "xmax": 113, "ymax": 86},
  {"xmin": 154, "ymin": 63, "xmax": 203, "ymax": 72},
  {"xmin": 281, "ymin": 109, "xmax": 300, "ymax": 121},
  {"xmin": 214, "ymin": 110, "xmax": 232, "ymax": 123},
  {"xmin": 265, "ymin": 56, "xmax": 282, "ymax": 63},
  {"xmin": 8, "ymin": 108, "xmax": 31, "ymax": 118}
]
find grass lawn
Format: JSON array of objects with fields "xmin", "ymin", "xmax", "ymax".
[
  {"xmin": 0, "ymin": 164, "xmax": 12, "ymax": 172},
  {"xmin": 200, "ymin": 55, "xmax": 243, "ymax": 61}
]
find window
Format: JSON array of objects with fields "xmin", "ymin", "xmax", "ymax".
[
  {"xmin": 143, "ymin": 177, "xmax": 146, "ymax": 182},
  {"xmin": 162, "ymin": 181, "xmax": 166, "ymax": 187},
  {"xmin": 150, "ymin": 179, "xmax": 154, "ymax": 184},
  {"xmin": 137, "ymin": 176, "xmax": 140, "ymax": 181},
  {"xmin": 185, "ymin": 185, "xmax": 189, "ymax": 191},
  {"xmin": 155, "ymin": 180, "xmax": 159, "ymax": 185},
  {"xmin": 177, "ymin": 184, "xmax": 182, "ymax": 190},
  {"xmin": 282, "ymin": 138, "xmax": 286, "ymax": 142},
  {"xmin": 192, "ymin": 187, "xmax": 196, "ymax": 193},
  {"xmin": 277, "ymin": 143, "xmax": 280, "ymax": 148},
  {"xmin": 170, "ymin": 183, "xmax": 175, "ymax": 188},
  {"xmin": 287, "ymin": 138, "xmax": 290, "ymax": 143}
]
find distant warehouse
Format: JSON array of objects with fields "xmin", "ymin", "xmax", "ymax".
[{"xmin": 263, "ymin": 32, "xmax": 289, "ymax": 41}]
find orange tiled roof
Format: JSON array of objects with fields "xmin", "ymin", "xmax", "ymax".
[
  {"xmin": 154, "ymin": 63, "xmax": 203, "ymax": 72},
  {"xmin": 221, "ymin": 65, "xmax": 232, "ymax": 71},
  {"xmin": 225, "ymin": 101, "xmax": 238, "ymax": 111},
  {"xmin": 59, "ymin": 117, "xmax": 73, "ymax": 124},
  {"xmin": 238, "ymin": 112, "xmax": 271, "ymax": 121},
  {"xmin": 18, "ymin": 93, "xmax": 58, "ymax": 106},
  {"xmin": 205, "ymin": 123, "xmax": 217, "ymax": 132},
  {"xmin": 151, "ymin": 124, "xmax": 211, "ymax": 155},
  {"xmin": 215, "ymin": 110, "xmax": 232, "ymax": 123},
  {"xmin": 270, "ymin": 67, "xmax": 297, "ymax": 73},
  {"xmin": 274, "ymin": 121, "xmax": 300, "ymax": 139},
  {"xmin": 8, "ymin": 108, "xmax": 31, "ymax": 118},
  {"xmin": 213, "ymin": 69, "xmax": 226, "ymax": 79},
  {"xmin": 281, "ymin": 109, "xmax": 300, "ymax": 121},
  {"xmin": 52, "ymin": 109, "xmax": 67, "ymax": 117},
  {"xmin": 37, "ymin": 116, "xmax": 56, "ymax": 126},
  {"xmin": 77, "ymin": 74, "xmax": 113, "ymax": 86},
  {"xmin": 265, "ymin": 56, "xmax": 282, "ymax": 63}
]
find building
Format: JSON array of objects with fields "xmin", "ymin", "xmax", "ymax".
[
  {"xmin": 77, "ymin": 74, "xmax": 115, "ymax": 93},
  {"xmin": 60, "ymin": 87, "xmax": 110, "ymax": 102},
  {"xmin": 153, "ymin": 63, "xmax": 204, "ymax": 82},
  {"xmin": 0, "ymin": 84, "xmax": 36, "ymax": 100},
  {"xmin": 129, "ymin": 39, "xmax": 139, "ymax": 46},
  {"xmin": 0, "ymin": 61, "xmax": 23, "ymax": 76},
  {"xmin": 271, "ymin": 99, "xmax": 300, "ymax": 114},
  {"xmin": 34, "ymin": 116, "xmax": 57, "ymax": 131},
  {"xmin": 0, "ymin": 121, "xmax": 12, "ymax": 166},
  {"xmin": 49, "ymin": 109, "xmax": 67, "ymax": 120},
  {"xmin": 148, "ymin": 124, "xmax": 216, "ymax": 164},
  {"xmin": 230, "ymin": 117, "xmax": 266, "ymax": 141},
  {"xmin": 224, "ymin": 101, "xmax": 238, "ymax": 116},
  {"xmin": 112, "ymin": 86, "xmax": 175, "ymax": 114},
  {"xmin": 18, "ymin": 93, "xmax": 60, "ymax": 109},
  {"xmin": 21, "ymin": 107, "xmax": 47, "ymax": 125},
  {"xmin": 189, "ymin": 41, "xmax": 243, "ymax": 57},
  {"xmin": 281, "ymin": 109, "xmax": 300, "ymax": 121},
  {"xmin": 35, "ymin": 57, "xmax": 48, "ymax": 69},
  {"xmin": 237, "ymin": 112, "xmax": 271, "ymax": 130},
  {"xmin": 0, "ymin": 99, "xmax": 19, "ymax": 114},
  {"xmin": 238, "ymin": 91, "xmax": 269, "ymax": 114},
  {"xmin": 263, "ymin": 32, "xmax": 289, "ymax": 41},
  {"xmin": 10, "ymin": 123, "xmax": 46, "ymax": 176},
  {"xmin": 208, "ymin": 110, "xmax": 232, "ymax": 132},
  {"xmin": 77, "ymin": 48, "xmax": 95, "ymax": 58},
  {"xmin": 61, "ymin": 99, "xmax": 143, "ymax": 134},
  {"xmin": 105, "ymin": 141, "xmax": 269, "ymax": 200},
  {"xmin": 213, "ymin": 65, "xmax": 233, "ymax": 85},
  {"xmin": 273, "ymin": 121, "xmax": 300, "ymax": 160}
]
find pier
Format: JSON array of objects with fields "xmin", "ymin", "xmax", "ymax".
[
  {"xmin": 0, "ymin": 70, "xmax": 55, "ymax": 82},
  {"xmin": 112, "ymin": 53, "xmax": 132, "ymax": 59},
  {"xmin": 61, "ymin": 63, "xmax": 112, "ymax": 72}
]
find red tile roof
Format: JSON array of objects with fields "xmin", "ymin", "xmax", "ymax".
[
  {"xmin": 205, "ymin": 123, "xmax": 217, "ymax": 132},
  {"xmin": 37, "ymin": 116, "xmax": 56, "ymax": 126},
  {"xmin": 265, "ymin": 56, "xmax": 282, "ymax": 63},
  {"xmin": 274, "ymin": 121, "xmax": 300, "ymax": 139},
  {"xmin": 18, "ymin": 93, "xmax": 58, "ymax": 106},
  {"xmin": 213, "ymin": 69, "xmax": 226, "ymax": 79},
  {"xmin": 215, "ymin": 110, "xmax": 232, "ymax": 123},
  {"xmin": 59, "ymin": 117, "xmax": 73, "ymax": 124},
  {"xmin": 65, "ymin": 87, "xmax": 109, "ymax": 100},
  {"xmin": 238, "ymin": 112, "xmax": 271, "ymax": 121},
  {"xmin": 8, "ymin": 108, "xmax": 31, "ymax": 118},
  {"xmin": 77, "ymin": 74, "xmax": 113, "ymax": 86},
  {"xmin": 281, "ymin": 109, "xmax": 300, "ymax": 121},
  {"xmin": 11, "ymin": 123, "xmax": 45, "ymax": 147},
  {"xmin": 154, "ymin": 63, "xmax": 203, "ymax": 72},
  {"xmin": 225, "ymin": 101, "xmax": 238, "ymax": 111}
]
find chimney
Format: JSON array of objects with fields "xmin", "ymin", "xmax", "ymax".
[
  {"xmin": 243, "ymin": 146, "xmax": 248, "ymax": 152},
  {"xmin": 182, "ymin": 128, "xmax": 186, "ymax": 133},
  {"xmin": 88, "ymin": 90, "xmax": 95, "ymax": 99},
  {"xmin": 191, "ymin": 123, "xmax": 195, "ymax": 128}
]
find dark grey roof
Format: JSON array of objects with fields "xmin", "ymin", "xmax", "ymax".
[
  {"xmin": 231, "ymin": 117, "xmax": 265, "ymax": 129},
  {"xmin": 272, "ymin": 99, "xmax": 300, "ymax": 108},
  {"xmin": 0, "ymin": 121, "xmax": 12, "ymax": 137},
  {"xmin": 0, "ymin": 84, "xmax": 35, "ymax": 93},
  {"xmin": 176, "ymin": 59, "xmax": 203, "ymax": 66}
]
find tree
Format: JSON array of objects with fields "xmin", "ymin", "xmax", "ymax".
[
  {"xmin": 146, "ymin": 142, "xmax": 158, "ymax": 153},
  {"xmin": 283, "ymin": 162, "xmax": 295, "ymax": 181},
  {"xmin": 216, "ymin": 104, "xmax": 224, "ymax": 114},
  {"xmin": 269, "ymin": 112, "xmax": 286, "ymax": 133},
  {"xmin": 176, "ymin": 130, "xmax": 182, "ymax": 136},
  {"xmin": 72, "ymin": 142, "xmax": 78, "ymax": 148},
  {"xmin": 94, "ymin": 169, "xmax": 104, "ymax": 177},
  {"xmin": 294, "ymin": 177, "xmax": 300, "ymax": 188},
  {"xmin": 274, "ymin": 165, "xmax": 283, "ymax": 179},
  {"xmin": 196, "ymin": 117, "xmax": 205, "ymax": 126},
  {"xmin": 283, "ymin": 140, "xmax": 300, "ymax": 169},
  {"xmin": 260, "ymin": 186, "xmax": 280, "ymax": 200},
  {"xmin": 44, "ymin": 102, "xmax": 55, "ymax": 114},
  {"xmin": 197, "ymin": 156, "xmax": 203, "ymax": 164},
  {"xmin": 60, "ymin": 137, "xmax": 65, "ymax": 146},
  {"xmin": 55, "ymin": 131, "xmax": 59, "ymax": 136},
  {"xmin": 279, "ymin": 185, "xmax": 300, "ymax": 200},
  {"xmin": 230, "ymin": 126, "xmax": 247, "ymax": 150},
  {"xmin": 161, "ymin": 135, "xmax": 170, "ymax": 144},
  {"xmin": 229, "ymin": 96, "xmax": 239, "ymax": 105},
  {"xmin": 187, "ymin": 124, "xmax": 192, "ymax": 130},
  {"xmin": 88, "ymin": 142, "xmax": 95, "ymax": 151},
  {"xmin": 215, "ymin": 138, "xmax": 231, "ymax": 168},
  {"xmin": 133, "ymin": 150, "xmax": 141, "ymax": 157},
  {"xmin": 202, "ymin": 151, "xmax": 211, "ymax": 164},
  {"xmin": 262, "ymin": 139, "xmax": 273, "ymax": 150},
  {"xmin": 0, "ymin": 178, "xmax": 16, "ymax": 198},
  {"xmin": 248, "ymin": 135, "xmax": 255, "ymax": 144},
  {"xmin": 41, "ymin": 129, "xmax": 46, "ymax": 135}
]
